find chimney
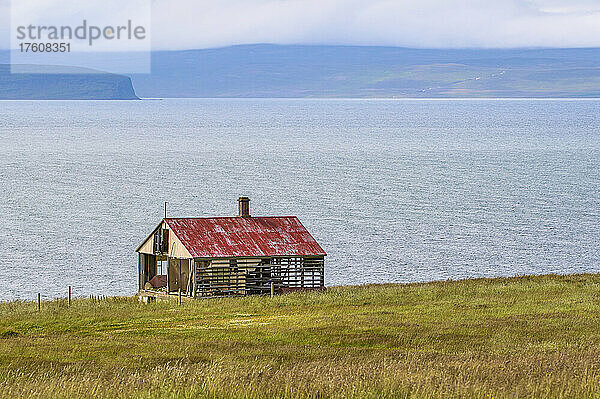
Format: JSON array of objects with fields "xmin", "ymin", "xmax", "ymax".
[{"xmin": 238, "ymin": 196, "xmax": 250, "ymax": 217}]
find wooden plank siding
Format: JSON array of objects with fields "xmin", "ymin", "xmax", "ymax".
[{"xmin": 193, "ymin": 256, "xmax": 324, "ymax": 297}]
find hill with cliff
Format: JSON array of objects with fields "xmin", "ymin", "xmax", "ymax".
[{"xmin": 0, "ymin": 65, "xmax": 138, "ymax": 100}]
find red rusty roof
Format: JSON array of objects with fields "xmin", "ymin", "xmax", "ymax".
[{"xmin": 163, "ymin": 217, "xmax": 326, "ymax": 258}]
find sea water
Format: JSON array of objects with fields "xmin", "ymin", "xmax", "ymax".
[{"xmin": 0, "ymin": 99, "xmax": 599, "ymax": 301}]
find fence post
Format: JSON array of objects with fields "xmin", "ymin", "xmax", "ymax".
[
  {"xmin": 270, "ymin": 282, "xmax": 274, "ymax": 298},
  {"xmin": 68, "ymin": 286, "xmax": 72, "ymax": 307},
  {"xmin": 178, "ymin": 288, "xmax": 181, "ymax": 305},
  {"xmin": 37, "ymin": 293, "xmax": 41, "ymax": 311}
]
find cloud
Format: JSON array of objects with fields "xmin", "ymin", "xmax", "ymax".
[
  {"xmin": 2, "ymin": 0, "xmax": 600, "ymax": 50},
  {"xmin": 148, "ymin": 0, "xmax": 600, "ymax": 49}
]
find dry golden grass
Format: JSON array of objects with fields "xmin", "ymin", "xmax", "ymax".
[{"xmin": 1, "ymin": 273, "xmax": 600, "ymax": 398}]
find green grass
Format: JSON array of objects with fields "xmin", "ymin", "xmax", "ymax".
[{"xmin": 1, "ymin": 274, "xmax": 600, "ymax": 398}]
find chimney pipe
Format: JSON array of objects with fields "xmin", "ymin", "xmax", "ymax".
[{"xmin": 238, "ymin": 196, "xmax": 250, "ymax": 217}]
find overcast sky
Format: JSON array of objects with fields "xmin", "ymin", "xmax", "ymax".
[{"xmin": 1, "ymin": 0, "xmax": 600, "ymax": 50}]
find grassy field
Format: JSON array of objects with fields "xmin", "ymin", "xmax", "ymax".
[{"xmin": 1, "ymin": 274, "xmax": 600, "ymax": 398}]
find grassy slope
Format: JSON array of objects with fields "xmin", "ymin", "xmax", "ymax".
[
  {"xmin": 131, "ymin": 46, "xmax": 600, "ymax": 98},
  {"xmin": 1, "ymin": 274, "xmax": 600, "ymax": 398}
]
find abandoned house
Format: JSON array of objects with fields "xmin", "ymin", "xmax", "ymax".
[{"xmin": 135, "ymin": 197, "xmax": 326, "ymax": 298}]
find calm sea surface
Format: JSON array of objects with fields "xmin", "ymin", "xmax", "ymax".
[{"xmin": 0, "ymin": 99, "xmax": 599, "ymax": 301}]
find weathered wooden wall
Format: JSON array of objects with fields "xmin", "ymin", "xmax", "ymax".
[
  {"xmin": 168, "ymin": 258, "xmax": 191, "ymax": 292},
  {"xmin": 137, "ymin": 221, "xmax": 192, "ymax": 258},
  {"xmin": 193, "ymin": 256, "xmax": 324, "ymax": 297},
  {"xmin": 138, "ymin": 253, "xmax": 156, "ymax": 290}
]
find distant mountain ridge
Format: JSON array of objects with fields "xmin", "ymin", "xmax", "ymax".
[
  {"xmin": 0, "ymin": 65, "xmax": 138, "ymax": 100},
  {"xmin": 131, "ymin": 45, "xmax": 600, "ymax": 98},
  {"xmin": 1, "ymin": 45, "xmax": 599, "ymax": 99}
]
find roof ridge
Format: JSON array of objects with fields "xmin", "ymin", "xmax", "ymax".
[{"xmin": 164, "ymin": 215, "xmax": 299, "ymax": 220}]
